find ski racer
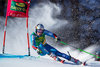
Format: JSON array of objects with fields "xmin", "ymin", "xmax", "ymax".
[{"xmin": 30, "ymin": 24, "xmax": 82, "ymax": 64}]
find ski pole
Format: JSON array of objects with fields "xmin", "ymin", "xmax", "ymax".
[
  {"xmin": 67, "ymin": 51, "xmax": 71, "ymax": 56},
  {"xmin": 59, "ymin": 41, "xmax": 100, "ymax": 59}
]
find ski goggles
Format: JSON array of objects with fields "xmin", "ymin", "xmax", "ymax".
[{"xmin": 37, "ymin": 29, "xmax": 44, "ymax": 33}]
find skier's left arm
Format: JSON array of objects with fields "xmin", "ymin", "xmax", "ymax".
[{"xmin": 44, "ymin": 30, "xmax": 60, "ymax": 41}]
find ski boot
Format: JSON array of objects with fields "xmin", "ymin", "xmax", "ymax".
[
  {"xmin": 49, "ymin": 53, "xmax": 65, "ymax": 63},
  {"xmin": 70, "ymin": 57, "xmax": 82, "ymax": 65},
  {"xmin": 53, "ymin": 56, "xmax": 65, "ymax": 63}
]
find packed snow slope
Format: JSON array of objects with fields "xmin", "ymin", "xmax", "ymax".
[{"xmin": 0, "ymin": 52, "xmax": 100, "ymax": 67}]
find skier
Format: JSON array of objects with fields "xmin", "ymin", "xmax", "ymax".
[{"xmin": 30, "ymin": 24, "xmax": 82, "ymax": 64}]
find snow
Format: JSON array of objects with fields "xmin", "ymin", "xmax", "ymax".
[
  {"xmin": 0, "ymin": 45, "xmax": 100, "ymax": 67},
  {"xmin": 0, "ymin": 54, "xmax": 100, "ymax": 67}
]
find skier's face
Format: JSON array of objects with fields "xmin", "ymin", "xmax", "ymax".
[{"xmin": 36, "ymin": 29, "xmax": 43, "ymax": 36}]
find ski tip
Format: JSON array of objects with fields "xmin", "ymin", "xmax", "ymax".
[{"xmin": 82, "ymin": 61, "xmax": 87, "ymax": 66}]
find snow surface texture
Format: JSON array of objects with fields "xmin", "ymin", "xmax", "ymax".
[{"xmin": 0, "ymin": 2, "xmax": 100, "ymax": 67}]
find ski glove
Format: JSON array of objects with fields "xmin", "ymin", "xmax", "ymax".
[
  {"xmin": 36, "ymin": 49, "xmax": 42, "ymax": 54},
  {"xmin": 55, "ymin": 37, "xmax": 61, "ymax": 42}
]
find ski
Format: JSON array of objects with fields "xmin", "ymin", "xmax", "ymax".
[{"xmin": 67, "ymin": 51, "xmax": 87, "ymax": 66}]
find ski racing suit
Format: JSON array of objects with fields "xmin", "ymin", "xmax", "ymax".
[{"xmin": 30, "ymin": 29, "xmax": 71, "ymax": 61}]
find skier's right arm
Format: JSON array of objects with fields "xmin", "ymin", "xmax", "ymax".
[
  {"xmin": 31, "ymin": 34, "xmax": 43, "ymax": 54},
  {"xmin": 31, "ymin": 34, "xmax": 42, "ymax": 53},
  {"xmin": 30, "ymin": 34, "xmax": 37, "ymax": 50}
]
